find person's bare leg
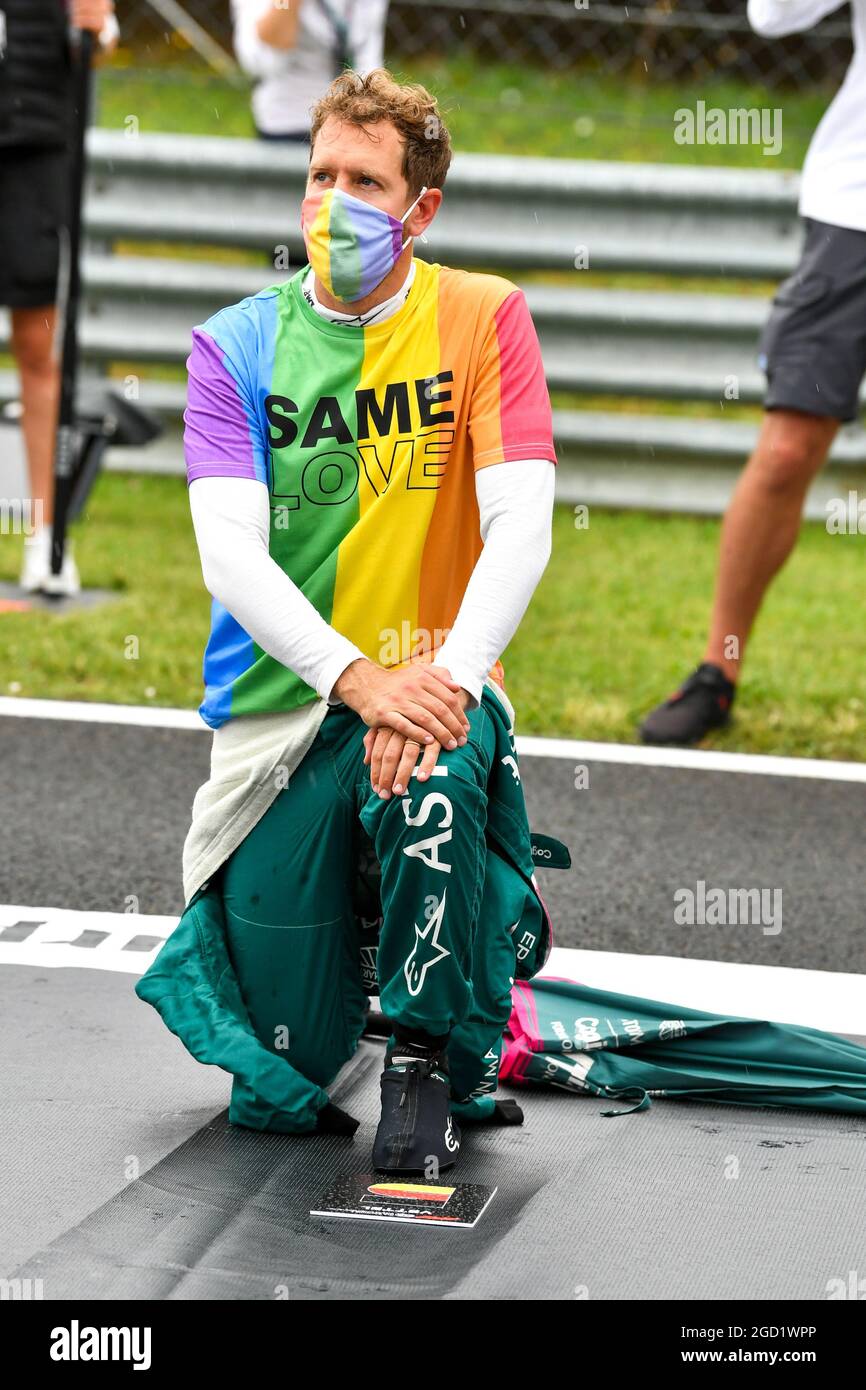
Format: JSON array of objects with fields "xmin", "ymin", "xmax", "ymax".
[
  {"xmin": 11, "ymin": 305, "xmax": 59, "ymax": 527},
  {"xmin": 703, "ymin": 409, "xmax": 839, "ymax": 683}
]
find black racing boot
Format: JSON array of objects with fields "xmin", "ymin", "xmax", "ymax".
[
  {"xmin": 639, "ymin": 662, "xmax": 735, "ymax": 746},
  {"xmin": 372, "ymin": 1029, "xmax": 461, "ymax": 1175}
]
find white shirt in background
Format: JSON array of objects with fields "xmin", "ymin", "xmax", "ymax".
[
  {"xmin": 748, "ymin": 0, "xmax": 866, "ymax": 233},
  {"xmin": 231, "ymin": 0, "xmax": 389, "ymax": 136}
]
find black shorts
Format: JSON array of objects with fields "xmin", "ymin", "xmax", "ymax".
[
  {"xmin": 758, "ymin": 216, "xmax": 866, "ymax": 423},
  {"xmin": 0, "ymin": 144, "xmax": 70, "ymax": 309}
]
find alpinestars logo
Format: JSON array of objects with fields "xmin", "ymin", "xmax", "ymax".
[
  {"xmin": 501, "ymin": 754, "xmax": 520, "ymax": 783},
  {"xmin": 404, "ymin": 889, "xmax": 450, "ymax": 997},
  {"xmin": 444, "ymin": 1115, "xmax": 459, "ymax": 1153}
]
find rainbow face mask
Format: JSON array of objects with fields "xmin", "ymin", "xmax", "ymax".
[{"xmin": 300, "ymin": 184, "xmax": 428, "ymax": 303}]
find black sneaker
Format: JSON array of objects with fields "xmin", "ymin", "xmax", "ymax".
[
  {"xmin": 639, "ymin": 662, "xmax": 735, "ymax": 746},
  {"xmin": 372, "ymin": 1032, "xmax": 461, "ymax": 1175}
]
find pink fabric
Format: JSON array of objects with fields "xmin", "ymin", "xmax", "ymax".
[
  {"xmin": 492, "ymin": 292, "xmax": 557, "ymax": 465},
  {"xmin": 500, "ymin": 976, "xmax": 582, "ymax": 1085}
]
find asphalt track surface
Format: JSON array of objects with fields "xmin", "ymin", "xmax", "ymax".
[
  {"xmin": 3, "ymin": 710, "xmax": 866, "ymax": 970},
  {"xmin": 2, "ymin": 707, "xmax": 865, "ymax": 1300}
]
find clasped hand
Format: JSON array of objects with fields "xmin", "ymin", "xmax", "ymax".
[{"xmin": 335, "ymin": 658, "xmax": 471, "ymax": 798}]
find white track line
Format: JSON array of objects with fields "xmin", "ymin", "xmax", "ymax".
[
  {"xmin": 521, "ymin": 735, "xmax": 866, "ymax": 783},
  {"xmin": 1, "ymin": 695, "xmax": 865, "ymax": 783},
  {"xmin": 0, "ymin": 695, "xmax": 203, "ymax": 730},
  {"xmin": 0, "ymin": 905, "xmax": 177, "ymax": 975},
  {"xmin": 1, "ymin": 904, "xmax": 862, "ymax": 1033}
]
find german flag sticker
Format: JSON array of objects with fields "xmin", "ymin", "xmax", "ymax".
[
  {"xmin": 367, "ymin": 1182, "xmax": 455, "ymax": 1205},
  {"xmin": 312, "ymin": 1174, "xmax": 496, "ymax": 1225}
]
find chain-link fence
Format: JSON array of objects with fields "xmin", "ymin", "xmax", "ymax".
[
  {"xmin": 99, "ymin": 1, "xmax": 854, "ymax": 160},
  {"xmin": 395, "ymin": 0, "xmax": 854, "ymax": 85},
  {"xmin": 114, "ymin": 0, "xmax": 853, "ymax": 86}
]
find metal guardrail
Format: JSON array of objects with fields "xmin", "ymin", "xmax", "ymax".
[
  {"xmin": 84, "ymin": 131, "xmax": 805, "ymax": 277},
  {"xmin": 2, "ymin": 132, "xmax": 864, "ymax": 517}
]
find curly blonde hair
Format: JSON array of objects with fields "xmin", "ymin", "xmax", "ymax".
[{"xmin": 309, "ymin": 68, "xmax": 453, "ymax": 193}]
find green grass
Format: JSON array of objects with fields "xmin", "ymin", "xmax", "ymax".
[
  {"xmin": 96, "ymin": 51, "xmax": 831, "ymax": 169},
  {"xmin": 2, "ymin": 476, "xmax": 863, "ymax": 760},
  {"xmin": 1, "ymin": 475, "xmax": 209, "ymax": 710},
  {"xmin": 398, "ymin": 57, "xmax": 828, "ymax": 168},
  {"xmin": 511, "ymin": 504, "xmax": 866, "ymax": 759}
]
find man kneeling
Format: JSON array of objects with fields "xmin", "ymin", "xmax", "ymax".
[{"xmin": 137, "ymin": 69, "xmax": 557, "ymax": 1174}]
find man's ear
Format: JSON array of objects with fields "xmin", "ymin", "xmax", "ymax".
[{"xmin": 406, "ymin": 187, "xmax": 442, "ymax": 239}]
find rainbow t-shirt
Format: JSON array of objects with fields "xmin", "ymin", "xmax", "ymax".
[{"xmin": 185, "ymin": 257, "xmax": 557, "ymax": 728}]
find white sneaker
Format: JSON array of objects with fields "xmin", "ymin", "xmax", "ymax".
[
  {"xmin": 19, "ymin": 526, "xmax": 81, "ymax": 598},
  {"xmin": 19, "ymin": 526, "xmax": 51, "ymax": 593},
  {"xmin": 42, "ymin": 548, "xmax": 81, "ymax": 598}
]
